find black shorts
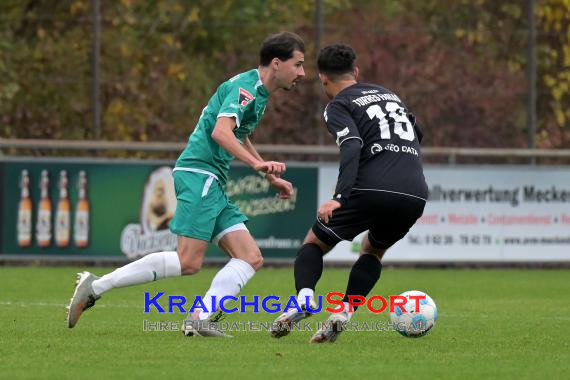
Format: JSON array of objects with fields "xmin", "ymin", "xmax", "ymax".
[{"xmin": 312, "ymin": 190, "xmax": 426, "ymax": 249}]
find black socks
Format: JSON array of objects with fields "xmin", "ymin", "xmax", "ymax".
[
  {"xmin": 342, "ymin": 254, "xmax": 383, "ymax": 310},
  {"xmin": 295, "ymin": 244, "xmax": 383, "ymax": 313},
  {"xmin": 294, "ymin": 243, "xmax": 325, "ymax": 293}
]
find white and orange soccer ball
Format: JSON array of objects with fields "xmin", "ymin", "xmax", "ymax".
[{"xmin": 390, "ymin": 290, "xmax": 438, "ymax": 338}]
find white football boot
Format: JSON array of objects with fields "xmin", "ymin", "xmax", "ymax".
[
  {"xmin": 182, "ymin": 309, "xmax": 233, "ymax": 338},
  {"xmin": 309, "ymin": 310, "xmax": 349, "ymax": 343},
  {"xmin": 269, "ymin": 296, "xmax": 317, "ymax": 338},
  {"xmin": 66, "ymin": 272, "xmax": 101, "ymax": 328}
]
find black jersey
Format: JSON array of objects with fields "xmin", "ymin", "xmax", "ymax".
[{"xmin": 323, "ymin": 83, "xmax": 428, "ymax": 205}]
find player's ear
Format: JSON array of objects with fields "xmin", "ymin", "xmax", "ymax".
[
  {"xmin": 272, "ymin": 57, "xmax": 280, "ymax": 70},
  {"xmin": 353, "ymin": 67, "xmax": 359, "ymax": 80},
  {"xmin": 318, "ymin": 73, "xmax": 327, "ymax": 85}
]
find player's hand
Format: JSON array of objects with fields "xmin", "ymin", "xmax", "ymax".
[
  {"xmin": 254, "ymin": 161, "xmax": 286, "ymax": 177},
  {"xmin": 268, "ymin": 176, "xmax": 294, "ymax": 199},
  {"xmin": 317, "ymin": 199, "xmax": 342, "ymax": 224}
]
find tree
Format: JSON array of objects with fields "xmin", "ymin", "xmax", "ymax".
[{"xmin": 1, "ymin": 0, "xmax": 568, "ymax": 151}]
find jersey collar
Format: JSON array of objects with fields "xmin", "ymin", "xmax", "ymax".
[{"xmin": 254, "ymin": 69, "xmax": 269, "ymax": 96}]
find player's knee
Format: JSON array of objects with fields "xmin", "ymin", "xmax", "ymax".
[
  {"xmin": 178, "ymin": 258, "xmax": 202, "ymax": 275},
  {"xmin": 243, "ymin": 250, "xmax": 263, "ymax": 271},
  {"xmin": 360, "ymin": 239, "xmax": 386, "ymax": 259},
  {"xmin": 361, "ymin": 233, "xmax": 388, "ymax": 260},
  {"xmin": 360, "ymin": 243, "xmax": 386, "ymax": 260},
  {"xmin": 177, "ymin": 249, "xmax": 204, "ymax": 275},
  {"xmin": 303, "ymin": 230, "xmax": 332, "ymax": 253},
  {"xmin": 361, "ymin": 250, "xmax": 385, "ymax": 261}
]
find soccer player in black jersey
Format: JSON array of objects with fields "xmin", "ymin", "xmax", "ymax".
[{"xmin": 270, "ymin": 44, "xmax": 428, "ymax": 343}]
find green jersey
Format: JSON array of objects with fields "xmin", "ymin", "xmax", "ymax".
[{"xmin": 175, "ymin": 69, "xmax": 270, "ymax": 185}]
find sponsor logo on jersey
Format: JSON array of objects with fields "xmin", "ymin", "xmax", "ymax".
[
  {"xmin": 371, "ymin": 143, "xmax": 383, "ymax": 154},
  {"xmin": 238, "ymin": 88, "xmax": 255, "ymax": 107}
]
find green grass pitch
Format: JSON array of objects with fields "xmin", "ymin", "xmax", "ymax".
[{"xmin": 1, "ymin": 267, "xmax": 569, "ymax": 379}]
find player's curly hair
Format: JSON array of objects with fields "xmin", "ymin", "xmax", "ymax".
[
  {"xmin": 317, "ymin": 44, "xmax": 356, "ymax": 78},
  {"xmin": 259, "ymin": 32, "xmax": 305, "ymax": 66}
]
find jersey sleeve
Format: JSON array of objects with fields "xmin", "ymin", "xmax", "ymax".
[
  {"xmin": 323, "ymin": 101, "xmax": 362, "ymax": 147},
  {"xmin": 324, "ymin": 101, "xmax": 362, "ymax": 206},
  {"xmin": 333, "ymin": 139, "xmax": 361, "ymax": 206},
  {"xmin": 217, "ymin": 83, "xmax": 256, "ymax": 128}
]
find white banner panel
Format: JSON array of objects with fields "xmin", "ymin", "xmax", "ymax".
[{"xmin": 319, "ymin": 165, "xmax": 570, "ymax": 262}]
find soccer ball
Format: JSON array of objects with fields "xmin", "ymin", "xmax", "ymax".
[{"xmin": 390, "ymin": 290, "xmax": 438, "ymax": 338}]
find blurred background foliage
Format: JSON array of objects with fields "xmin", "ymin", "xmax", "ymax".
[{"xmin": 0, "ymin": 0, "xmax": 568, "ymax": 150}]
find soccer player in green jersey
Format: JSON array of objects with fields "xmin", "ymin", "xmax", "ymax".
[{"xmin": 67, "ymin": 32, "xmax": 306, "ymax": 336}]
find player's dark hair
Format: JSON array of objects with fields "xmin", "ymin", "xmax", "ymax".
[
  {"xmin": 259, "ymin": 31, "xmax": 305, "ymax": 66},
  {"xmin": 317, "ymin": 44, "xmax": 356, "ymax": 78}
]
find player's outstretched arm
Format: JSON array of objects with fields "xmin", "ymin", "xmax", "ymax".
[
  {"xmin": 242, "ymin": 136, "xmax": 264, "ymax": 162},
  {"xmin": 244, "ymin": 137, "xmax": 294, "ymax": 199},
  {"xmin": 211, "ymin": 117, "xmax": 286, "ymax": 176}
]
